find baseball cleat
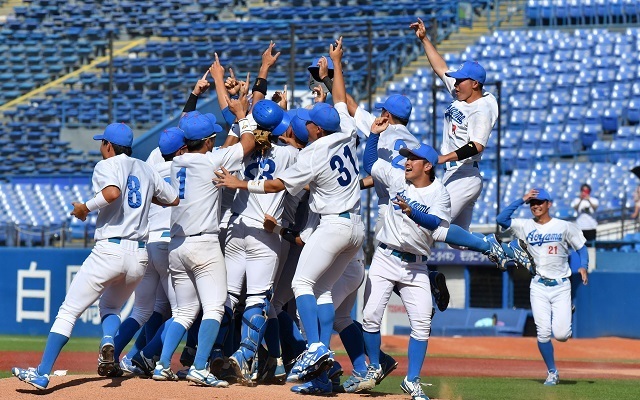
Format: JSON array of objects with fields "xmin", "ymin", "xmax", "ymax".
[
  {"xmin": 342, "ymin": 367, "xmax": 377, "ymax": 393},
  {"xmin": 120, "ymin": 355, "xmax": 144, "ymax": 376},
  {"xmin": 290, "ymin": 373, "xmax": 332, "ymax": 395},
  {"xmin": 12, "ymin": 367, "xmax": 50, "ymax": 390},
  {"xmin": 97, "ymin": 336, "xmax": 122, "ymax": 377},
  {"xmin": 544, "ymin": 370, "xmax": 559, "ymax": 386},
  {"xmin": 217, "ymin": 358, "xmax": 237, "ymax": 383},
  {"xmin": 400, "ymin": 376, "xmax": 430, "ymax": 400},
  {"xmin": 209, "ymin": 348, "xmax": 225, "ymax": 375},
  {"xmin": 152, "ymin": 364, "xmax": 179, "ymax": 381},
  {"xmin": 228, "ymin": 351, "xmax": 255, "ymax": 386},
  {"xmin": 297, "ymin": 342, "xmax": 333, "ymax": 382},
  {"xmin": 286, "ymin": 351, "xmax": 307, "ymax": 382},
  {"xmin": 176, "ymin": 367, "xmax": 190, "ymax": 380},
  {"xmin": 186, "ymin": 365, "xmax": 229, "ymax": 387},
  {"xmin": 328, "ymin": 360, "xmax": 344, "ymax": 392},
  {"xmin": 131, "ymin": 350, "xmax": 158, "ymax": 378},
  {"xmin": 378, "ymin": 353, "xmax": 399, "ymax": 384},
  {"xmin": 509, "ymin": 239, "xmax": 537, "ymax": 276},
  {"xmin": 429, "ymin": 271, "xmax": 450, "ymax": 312},
  {"xmin": 484, "ymin": 234, "xmax": 509, "ymax": 271},
  {"xmin": 258, "ymin": 356, "xmax": 287, "ymax": 384}
]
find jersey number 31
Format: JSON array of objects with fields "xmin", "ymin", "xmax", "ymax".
[{"xmin": 330, "ymin": 145, "xmax": 359, "ymax": 187}]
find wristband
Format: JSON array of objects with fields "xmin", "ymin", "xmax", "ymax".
[
  {"xmin": 252, "ymin": 78, "xmax": 268, "ymax": 95},
  {"xmin": 321, "ymin": 76, "xmax": 333, "ymax": 92},
  {"xmin": 183, "ymin": 93, "xmax": 198, "ymax": 113},
  {"xmin": 238, "ymin": 118, "xmax": 253, "ymax": 134},
  {"xmin": 85, "ymin": 191, "xmax": 109, "ymax": 212},
  {"xmin": 359, "ymin": 178, "xmax": 366, "ymax": 190},
  {"xmin": 281, "ymin": 228, "xmax": 299, "ymax": 244},
  {"xmin": 221, "ymin": 106, "xmax": 237, "ymax": 125},
  {"xmin": 247, "ymin": 180, "xmax": 266, "ymax": 194},
  {"xmin": 454, "ymin": 141, "xmax": 480, "ymax": 161},
  {"xmin": 272, "ymin": 224, "xmax": 283, "ymax": 235}
]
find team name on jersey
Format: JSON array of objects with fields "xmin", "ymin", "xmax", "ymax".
[
  {"xmin": 444, "ymin": 104, "xmax": 466, "ymax": 125},
  {"xmin": 393, "ymin": 190, "xmax": 430, "ymax": 213},
  {"xmin": 526, "ymin": 229, "xmax": 563, "ymax": 246}
]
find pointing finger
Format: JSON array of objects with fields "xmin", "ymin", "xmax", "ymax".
[
  {"xmin": 214, "ymin": 52, "xmax": 220, "ymax": 64},
  {"xmin": 229, "ymin": 67, "xmax": 236, "ymax": 79},
  {"xmin": 202, "ymin": 70, "xmax": 209, "ymax": 80}
]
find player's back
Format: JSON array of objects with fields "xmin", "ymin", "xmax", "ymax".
[
  {"xmin": 306, "ymin": 131, "xmax": 361, "ymax": 214},
  {"xmin": 147, "ymin": 160, "xmax": 173, "ymax": 233},
  {"xmin": 93, "ymin": 154, "xmax": 166, "ymax": 241},
  {"xmin": 170, "ymin": 144, "xmax": 244, "ymax": 237}
]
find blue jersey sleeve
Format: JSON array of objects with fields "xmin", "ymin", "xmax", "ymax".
[{"xmin": 496, "ymin": 198, "xmax": 525, "ymax": 230}]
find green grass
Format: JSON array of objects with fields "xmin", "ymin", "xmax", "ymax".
[
  {"xmin": 0, "ymin": 335, "xmax": 99, "ymax": 352},
  {"xmin": 372, "ymin": 376, "xmax": 640, "ymax": 400}
]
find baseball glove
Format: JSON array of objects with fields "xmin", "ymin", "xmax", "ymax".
[{"xmin": 253, "ymin": 128, "xmax": 272, "ymax": 156}]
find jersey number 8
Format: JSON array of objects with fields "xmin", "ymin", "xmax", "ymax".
[{"xmin": 127, "ymin": 175, "xmax": 142, "ymax": 208}]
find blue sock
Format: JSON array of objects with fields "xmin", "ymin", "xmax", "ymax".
[
  {"xmin": 224, "ymin": 314, "xmax": 236, "ymax": 357},
  {"xmin": 277, "ymin": 311, "xmax": 306, "ymax": 361},
  {"xmin": 213, "ymin": 306, "xmax": 233, "ymax": 351},
  {"xmin": 114, "ymin": 318, "xmax": 140, "ymax": 360},
  {"xmin": 317, "ymin": 303, "xmax": 334, "ymax": 347},
  {"xmin": 143, "ymin": 317, "xmax": 173, "ymax": 360},
  {"xmin": 159, "ymin": 321, "xmax": 186, "ymax": 368},
  {"xmin": 101, "ymin": 314, "xmax": 121, "ymax": 339},
  {"xmin": 407, "ymin": 337, "xmax": 428, "ymax": 381},
  {"xmin": 339, "ymin": 323, "xmax": 367, "ymax": 374},
  {"xmin": 362, "ymin": 330, "xmax": 381, "ymax": 367},
  {"xmin": 264, "ymin": 318, "xmax": 281, "ymax": 358},
  {"xmin": 193, "ymin": 319, "xmax": 221, "ymax": 370},
  {"xmin": 127, "ymin": 326, "xmax": 147, "ymax": 359},
  {"xmin": 143, "ymin": 312, "xmax": 166, "ymax": 344},
  {"xmin": 537, "ymin": 340, "xmax": 556, "ymax": 372},
  {"xmin": 445, "ymin": 225, "xmax": 489, "ymax": 253},
  {"xmin": 296, "ymin": 294, "xmax": 320, "ymax": 344},
  {"xmin": 38, "ymin": 332, "xmax": 69, "ymax": 375}
]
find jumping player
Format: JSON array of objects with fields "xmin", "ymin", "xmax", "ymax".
[
  {"xmin": 12, "ymin": 123, "xmax": 179, "ymax": 390},
  {"xmin": 497, "ymin": 188, "xmax": 589, "ymax": 386}
]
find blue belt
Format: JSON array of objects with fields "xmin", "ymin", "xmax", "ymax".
[
  {"xmin": 161, "ymin": 231, "xmax": 171, "ymax": 238},
  {"xmin": 338, "ymin": 212, "xmax": 351, "ymax": 219},
  {"xmin": 108, "ymin": 238, "xmax": 145, "ymax": 248},
  {"xmin": 445, "ymin": 161, "xmax": 479, "ymax": 171},
  {"xmin": 537, "ymin": 277, "xmax": 568, "ymax": 287},
  {"xmin": 379, "ymin": 243, "xmax": 419, "ymax": 263}
]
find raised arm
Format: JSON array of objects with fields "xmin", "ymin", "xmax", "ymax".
[
  {"xmin": 363, "ymin": 116, "xmax": 388, "ymax": 174},
  {"xmin": 182, "ymin": 70, "xmax": 211, "ymax": 116},
  {"xmin": 210, "ymin": 53, "xmax": 229, "ymax": 111},
  {"xmin": 410, "ymin": 18, "xmax": 448, "ymax": 81},
  {"xmin": 253, "ymin": 41, "xmax": 281, "ymax": 106},
  {"xmin": 497, "ymin": 189, "xmax": 537, "ymax": 229},
  {"xmin": 329, "ymin": 36, "xmax": 346, "ymax": 104}
]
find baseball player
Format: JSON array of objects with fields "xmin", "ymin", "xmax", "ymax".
[
  {"xmin": 150, "ymin": 81, "xmax": 256, "ymax": 385},
  {"xmin": 497, "ymin": 188, "xmax": 589, "ymax": 386},
  {"xmin": 12, "ymin": 123, "xmax": 178, "ymax": 390},
  {"xmin": 410, "ymin": 18, "xmax": 498, "ymax": 232},
  {"xmin": 221, "ymin": 99, "xmax": 298, "ymax": 386},
  {"xmin": 358, "ymin": 116, "xmax": 449, "ymax": 400},
  {"xmin": 115, "ymin": 127, "xmax": 187, "ymax": 374},
  {"xmin": 214, "ymin": 37, "xmax": 365, "ymax": 395}
]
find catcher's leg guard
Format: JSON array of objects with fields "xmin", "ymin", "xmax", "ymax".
[{"xmin": 239, "ymin": 292, "xmax": 271, "ymax": 360}]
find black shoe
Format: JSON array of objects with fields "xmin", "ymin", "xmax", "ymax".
[{"xmin": 431, "ymin": 272, "xmax": 450, "ymax": 312}]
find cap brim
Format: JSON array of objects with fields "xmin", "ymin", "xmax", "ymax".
[
  {"xmin": 296, "ymin": 108, "xmax": 312, "ymax": 122},
  {"xmin": 93, "ymin": 134, "xmax": 104, "ymax": 141},
  {"xmin": 291, "ymin": 117, "xmax": 309, "ymax": 143},
  {"xmin": 374, "ymin": 102, "xmax": 385, "ymax": 110},
  {"xmin": 445, "ymin": 71, "xmax": 469, "ymax": 79}
]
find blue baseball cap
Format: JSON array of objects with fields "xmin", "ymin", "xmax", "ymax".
[
  {"xmin": 179, "ymin": 111, "xmax": 222, "ymax": 140},
  {"xmin": 445, "ymin": 61, "xmax": 487, "ymax": 85},
  {"xmin": 159, "ymin": 127, "xmax": 186, "ymax": 155},
  {"xmin": 308, "ymin": 56, "xmax": 334, "ymax": 81},
  {"xmin": 288, "ymin": 109, "xmax": 309, "ymax": 143},
  {"xmin": 296, "ymin": 102, "xmax": 341, "ymax": 133},
  {"xmin": 93, "ymin": 122, "xmax": 133, "ymax": 147},
  {"xmin": 399, "ymin": 143, "xmax": 439, "ymax": 166},
  {"xmin": 375, "ymin": 94, "xmax": 412, "ymax": 121},
  {"xmin": 526, "ymin": 188, "xmax": 553, "ymax": 204}
]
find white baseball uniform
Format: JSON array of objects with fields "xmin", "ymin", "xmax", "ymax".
[
  {"xmin": 440, "ymin": 73, "xmax": 498, "ymax": 230},
  {"xmin": 51, "ymin": 154, "xmax": 177, "ymax": 337},
  {"xmin": 362, "ymin": 157, "xmax": 451, "ymax": 340},
  {"xmin": 225, "ymin": 144, "xmax": 299, "ymax": 311},
  {"xmin": 506, "ymin": 218, "xmax": 586, "ymax": 342},
  {"xmin": 278, "ymin": 101, "xmax": 365, "ymax": 304},
  {"xmin": 570, "ymin": 197, "xmax": 599, "ymax": 231},
  {"xmin": 354, "ymin": 107, "xmax": 420, "ymax": 233},
  {"xmin": 168, "ymin": 143, "xmax": 244, "ymax": 329}
]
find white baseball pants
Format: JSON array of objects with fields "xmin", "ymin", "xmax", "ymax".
[
  {"xmin": 443, "ymin": 166, "xmax": 483, "ymax": 231},
  {"xmin": 530, "ymin": 278, "xmax": 572, "ymax": 343}
]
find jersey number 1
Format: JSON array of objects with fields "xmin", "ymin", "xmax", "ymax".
[
  {"xmin": 330, "ymin": 145, "xmax": 359, "ymax": 187},
  {"xmin": 177, "ymin": 168, "xmax": 186, "ymax": 199}
]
